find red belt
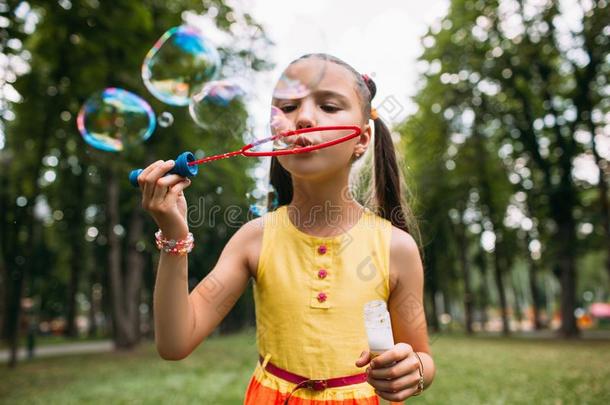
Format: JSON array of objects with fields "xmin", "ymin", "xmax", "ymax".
[{"xmin": 258, "ymin": 354, "xmax": 368, "ymax": 405}]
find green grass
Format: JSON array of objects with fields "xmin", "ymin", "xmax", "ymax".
[{"xmin": 1, "ymin": 327, "xmax": 609, "ymax": 404}]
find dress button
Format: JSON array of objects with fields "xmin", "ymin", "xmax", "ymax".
[
  {"xmin": 318, "ymin": 269, "xmax": 328, "ymax": 279},
  {"xmin": 317, "ymin": 245, "xmax": 327, "ymax": 255},
  {"xmin": 317, "ymin": 292, "xmax": 327, "ymax": 302}
]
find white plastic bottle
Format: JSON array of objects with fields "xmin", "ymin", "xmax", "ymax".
[
  {"xmin": 363, "ymin": 299, "xmax": 395, "ymax": 358},
  {"xmin": 363, "ymin": 300, "xmax": 396, "ymax": 404}
]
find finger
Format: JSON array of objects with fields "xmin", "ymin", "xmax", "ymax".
[
  {"xmin": 151, "ymin": 174, "xmax": 186, "ymax": 204},
  {"xmin": 370, "ymin": 343, "xmax": 412, "ymax": 369},
  {"xmin": 138, "ymin": 159, "xmax": 164, "ymax": 185},
  {"xmin": 374, "ymin": 383, "xmax": 421, "ymax": 403},
  {"xmin": 140, "ymin": 161, "xmax": 166, "ymax": 208},
  {"xmin": 369, "ymin": 355, "xmax": 420, "ymax": 380},
  {"xmin": 138, "ymin": 159, "xmax": 166, "ymax": 191},
  {"xmin": 144, "ymin": 160, "xmax": 176, "ymax": 203},
  {"xmin": 355, "ymin": 350, "xmax": 371, "ymax": 367},
  {"xmin": 168, "ymin": 178, "xmax": 191, "ymax": 196},
  {"xmin": 156, "ymin": 174, "xmax": 186, "ymax": 189},
  {"xmin": 371, "ymin": 371, "xmax": 419, "ymax": 395},
  {"xmin": 139, "ymin": 160, "xmax": 164, "ymax": 197}
]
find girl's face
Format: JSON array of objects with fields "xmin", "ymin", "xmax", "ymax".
[{"xmin": 271, "ymin": 58, "xmax": 371, "ymax": 180}]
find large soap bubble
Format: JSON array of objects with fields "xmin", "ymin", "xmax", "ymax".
[
  {"xmin": 188, "ymin": 79, "xmax": 247, "ymax": 131},
  {"xmin": 77, "ymin": 87, "xmax": 156, "ymax": 152},
  {"xmin": 142, "ymin": 25, "xmax": 221, "ymax": 106}
]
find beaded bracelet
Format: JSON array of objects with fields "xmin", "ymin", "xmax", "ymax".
[{"xmin": 154, "ymin": 229, "xmax": 194, "ymax": 255}]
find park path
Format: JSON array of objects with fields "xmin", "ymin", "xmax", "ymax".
[{"xmin": 0, "ymin": 340, "xmax": 113, "ymax": 362}]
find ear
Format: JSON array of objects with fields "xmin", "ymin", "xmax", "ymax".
[{"xmin": 354, "ymin": 121, "xmax": 372, "ymax": 156}]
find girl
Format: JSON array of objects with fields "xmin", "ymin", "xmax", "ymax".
[{"xmin": 137, "ymin": 53, "xmax": 436, "ymax": 404}]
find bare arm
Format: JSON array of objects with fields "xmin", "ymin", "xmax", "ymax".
[
  {"xmin": 387, "ymin": 227, "xmax": 436, "ymax": 390},
  {"xmin": 154, "ymin": 218, "xmax": 261, "ymax": 360},
  {"xmin": 136, "ymin": 159, "xmax": 262, "ymax": 360},
  {"xmin": 356, "ymin": 227, "xmax": 436, "ymax": 402}
]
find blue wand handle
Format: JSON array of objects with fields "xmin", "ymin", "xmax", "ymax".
[{"xmin": 129, "ymin": 151, "xmax": 199, "ymax": 187}]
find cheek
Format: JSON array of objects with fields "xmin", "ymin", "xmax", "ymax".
[{"xmin": 277, "ymin": 146, "xmax": 354, "ymax": 172}]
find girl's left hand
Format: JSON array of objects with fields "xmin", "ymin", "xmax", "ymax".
[{"xmin": 355, "ymin": 343, "xmax": 422, "ymax": 402}]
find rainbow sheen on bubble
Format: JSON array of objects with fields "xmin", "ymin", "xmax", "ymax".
[
  {"xmin": 188, "ymin": 79, "xmax": 247, "ymax": 130},
  {"xmin": 142, "ymin": 25, "xmax": 221, "ymax": 106},
  {"xmin": 270, "ymin": 105, "xmax": 292, "ymax": 150},
  {"xmin": 77, "ymin": 88, "xmax": 156, "ymax": 152},
  {"xmin": 272, "ymin": 73, "xmax": 310, "ymax": 99}
]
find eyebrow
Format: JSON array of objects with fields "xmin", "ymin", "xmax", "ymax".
[{"xmin": 272, "ymin": 89, "xmax": 352, "ymax": 105}]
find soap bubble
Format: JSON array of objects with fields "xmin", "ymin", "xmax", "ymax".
[
  {"xmin": 246, "ymin": 103, "xmax": 356, "ymax": 155},
  {"xmin": 272, "ymin": 55, "xmax": 329, "ymax": 100},
  {"xmin": 272, "ymin": 74, "xmax": 311, "ymax": 100},
  {"xmin": 142, "ymin": 25, "xmax": 221, "ymax": 106},
  {"xmin": 77, "ymin": 87, "xmax": 156, "ymax": 152},
  {"xmin": 158, "ymin": 111, "xmax": 174, "ymax": 128},
  {"xmin": 247, "ymin": 184, "xmax": 277, "ymax": 217},
  {"xmin": 188, "ymin": 79, "xmax": 247, "ymax": 131},
  {"xmin": 267, "ymin": 76, "xmax": 359, "ymax": 154}
]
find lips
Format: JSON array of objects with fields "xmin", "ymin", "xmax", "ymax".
[{"xmin": 294, "ymin": 135, "xmax": 314, "ymax": 148}]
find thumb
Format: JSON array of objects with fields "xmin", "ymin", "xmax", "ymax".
[{"xmin": 355, "ymin": 350, "xmax": 371, "ymax": 368}]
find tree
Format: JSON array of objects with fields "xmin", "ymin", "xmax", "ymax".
[
  {"xmin": 2, "ymin": 0, "xmax": 273, "ymax": 366},
  {"xmin": 400, "ymin": 0, "xmax": 609, "ymax": 338}
]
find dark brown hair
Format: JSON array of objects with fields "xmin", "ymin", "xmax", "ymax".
[{"xmin": 268, "ymin": 53, "xmax": 422, "ymax": 246}]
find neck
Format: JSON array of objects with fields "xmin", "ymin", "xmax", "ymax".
[{"xmin": 287, "ymin": 168, "xmax": 364, "ymax": 235}]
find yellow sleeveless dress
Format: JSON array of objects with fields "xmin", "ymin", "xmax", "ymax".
[{"xmin": 243, "ymin": 204, "xmax": 394, "ymax": 404}]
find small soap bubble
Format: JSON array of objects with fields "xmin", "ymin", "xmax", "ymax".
[
  {"xmin": 157, "ymin": 111, "xmax": 174, "ymax": 128},
  {"xmin": 247, "ymin": 184, "xmax": 277, "ymax": 217}
]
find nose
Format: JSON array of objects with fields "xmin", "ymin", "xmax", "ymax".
[{"xmin": 295, "ymin": 100, "xmax": 316, "ymax": 129}]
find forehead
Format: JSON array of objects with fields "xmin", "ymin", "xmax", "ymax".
[{"xmin": 278, "ymin": 58, "xmax": 359, "ymax": 100}]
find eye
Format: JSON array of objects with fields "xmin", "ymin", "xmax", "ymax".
[
  {"xmin": 321, "ymin": 105, "xmax": 340, "ymax": 112},
  {"xmin": 279, "ymin": 105, "xmax": 297, "ymax": 113}
]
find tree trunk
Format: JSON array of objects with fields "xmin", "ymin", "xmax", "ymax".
[
  {"xmin": 556, "ymin": 223, "xmax": 580, "ymax": 338},
  {"xmin": 525, "ymin": 236, "xmax": 544, "ymax": 330},
  {"xmin": 588, "ymin": 123, "xmax": 610, "ymax": 282},
  {"xmin": 453, "ymin": 215, "xmax": 474, "ymax": 334},
  {"xmin": 6, "ymin": 118, "xmax": 51, "ymax": 367},
  {"xmin": 64, "ymin": 164, "xmax": 88, "ymax": 338},
  {"xmin": 87, "ymin": 271, "xmax": 98, "ymax": 339},
  {"xmin": 492, "ymin": 245, "xmax": 511, "ymax": 336},
  {"xmin": 106, "ymin": 168, "xmax": 144, "ymax": 349},
  {"xmin": 0, "ymin": 156, "xmax": 7, "ymax": 339},
  {"xmin": 125, "ymin": 209, "xmax": 145, "ymax": 346}
]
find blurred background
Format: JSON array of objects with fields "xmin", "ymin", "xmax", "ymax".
[{"xmin": 1, "ymin": 0, "xmax": 609, "ymax": 403}]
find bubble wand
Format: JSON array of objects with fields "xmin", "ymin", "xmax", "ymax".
[{"xmin": 128, "ymin": 125, "xmax": 362, "ymax": 187}]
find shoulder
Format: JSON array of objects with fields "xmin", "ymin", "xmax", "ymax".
[
  {"xmin": 388, "ymin": 225, "xmax": 423, "ymax": 292},
  {"xmin": 229, "ymin": 214, "xmax": 266, "ymax": 280}
]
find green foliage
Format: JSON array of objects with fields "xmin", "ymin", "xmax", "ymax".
[
  {"xmin": 1, "ymin": 0, "xmax": 273, "ymax": 329},
  {"xmin": 399, "ymin": 0, "xmax": 609, "ymax": 317}
]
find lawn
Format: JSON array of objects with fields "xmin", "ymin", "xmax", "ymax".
[{"xmin": 1, "ymin": 327, "xmax": 609, "ymax": 404}]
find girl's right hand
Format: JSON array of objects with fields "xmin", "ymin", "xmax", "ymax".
[{"xmin": 137, "ymin": 160, "xmax": 192, "ymax": 240}]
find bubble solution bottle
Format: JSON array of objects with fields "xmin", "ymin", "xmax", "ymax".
[
  {"xmin": 363, "ymin": 300, "xmax": 395, "ymax": 358},
  {"xmin": 363, "ymin": 300, "xmax": 396, "ymax": 405}
]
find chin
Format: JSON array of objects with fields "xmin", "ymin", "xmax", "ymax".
[{"xmin": 279, "ymin": 155, "xmax": 347, "ymax": 181}]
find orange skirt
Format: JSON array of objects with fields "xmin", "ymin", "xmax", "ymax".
[{"xmin": 243, "ymin": 359, "xmax": 390, "ymax": 404}]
